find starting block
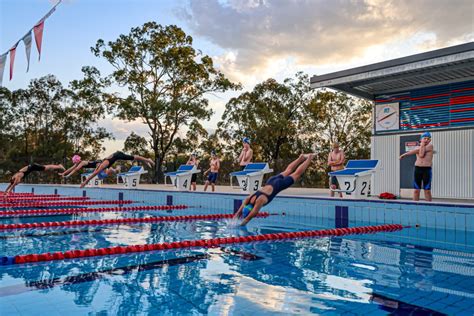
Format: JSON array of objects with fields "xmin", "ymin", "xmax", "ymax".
[
  {"xmin": 165, "ymin": 165, "xmax": 201, "ymax": 191},
  {"xmin": 329, "ymin": 160, "xmax": 378, "ymax": 199},
  {"xmin": 81, "ymin": 170, "xmax": 108, "ymax": 187},
  {"xmin": 230, "ymin": 163, "xmax": 273, "ymax": 194},
  {"xmin": 117, "ymin": 165, "xmax": 148, "ymax": 188}
]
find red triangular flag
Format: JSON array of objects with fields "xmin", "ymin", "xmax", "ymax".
[
  {"xmin": 34, "ymin": 21, "xmax": 45, "ymax": 61},
  {"xmin": 9, "ymin": 43, "xmax": 18, "ymax": 81}
]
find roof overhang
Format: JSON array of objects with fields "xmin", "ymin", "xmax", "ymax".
[{"xmin": 310, "ymin": 42, "xmax": 474, "ymax": 100}]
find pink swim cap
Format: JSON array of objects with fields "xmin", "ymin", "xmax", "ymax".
[{"xmin": 72, "ymin": 155, "xmax": 82, "ymax": 164}]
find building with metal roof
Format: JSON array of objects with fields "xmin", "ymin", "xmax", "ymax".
[{"xmin": 311, "ymin": 42, "xmax": 474, "ymax": 200}]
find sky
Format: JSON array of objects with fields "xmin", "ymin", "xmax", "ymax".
[{"xmin": 1, "ymin": 0, "xmax": 473, "ymax": 153}]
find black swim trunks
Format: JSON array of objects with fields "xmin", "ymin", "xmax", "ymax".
[
  {"xmin": 330, "ymin": 176, "xmax": 339, "ymax": 188},
  {"xmin": 191, "ymin": 173, "xmax": 197, "ymax": 183},
  {"xmin": 84, "ymin": 160, "xmax": 102, "ymax": 169},
  {"xmin": 22, "ymin": 163, "xmax": 46, "ymax": 178},
  {"xmin": 105, "ymin": 151, "xmax": 134, "ymax": 167},
  {"xmin": 414, "ymin": 166, "xmax": 432, "ymax": 190}
]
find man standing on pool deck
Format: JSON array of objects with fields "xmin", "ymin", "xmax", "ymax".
[
  {"xmin": 328, "ymin": 142, "xmax": 345, "ymax": 198},
  {"xmin": 399, "ymin": 132, "xmax": 434, "ymax": 201},
  {"xmin": 233, "ymin": 153, "xmax": 315, "ymax": 226},
  {"xmin": 4, "ymin": 163, "xmax": 65, "ymax": 194},
  {"xmin": 204, "ymin": 150, "xmax": 220, "ymax": 192},
  {"xmin": 238, "ymin": 137, "xmax": 253, "ymax": 170},
  {"xmin": 186, "ymin": 152, "xmax": 199, "ymax": 191},
  {"xmin": 80, "ymin": 151, "xmax": 154, "ymax": 188}
]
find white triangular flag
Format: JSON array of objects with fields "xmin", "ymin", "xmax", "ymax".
[
  {"xmin": 0, "ymin": 53, "xmax": 7, "ymax": 86},
  {"xmin": 22, "ymin": 31, "xmax": 33, "ymax": 72}
]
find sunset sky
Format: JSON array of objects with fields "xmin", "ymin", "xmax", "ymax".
[{"xmin": 1, "ymin": 0, "xmax": 473, "ymax": 152}]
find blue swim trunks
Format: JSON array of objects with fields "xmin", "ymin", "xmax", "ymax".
[{"xmin": 207, "ymin": 172, "xmax": 218, "ymax": 184}]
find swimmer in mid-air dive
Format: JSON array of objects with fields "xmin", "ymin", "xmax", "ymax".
[
  {"xmin": 4, "ymin": 163, "xmax": 65, "ymax": 194},
  {"xmin": 80, "ymin": 151, "xmax": 154, "ymax": 188},
  {"xmin": 60, "ymin": 155, "xmax": 120, "ymax": 179},
  {"xmin": 233, "ymin": 153, "xmax": 315, "ymax": 226}
]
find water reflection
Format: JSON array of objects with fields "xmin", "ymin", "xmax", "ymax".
[{"xmin": 0, "ymin": 216, "xmax": 473, "ymax": 314}]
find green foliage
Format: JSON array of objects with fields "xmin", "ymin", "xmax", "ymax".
[
  {"xmin": 0, "ymin": 74, "xmax": 112, "ymax": 182},
  {"xmin": 218, "ymin": 72, "xmax": 314, "ymax": 163},
  {"xmin": 218, "ymin": 73, "xmax": 372, "ymax": 186},
  {"xmin": 305, "ymin": 90, "xmax": 372, "ymax": 172},
  {"xmin": 91, "ymin": 22, "xmax": 240, "ymax": 182},
  {"xmin": 123, "ymin": 132, "xmax": 149, "ymax": 156}
]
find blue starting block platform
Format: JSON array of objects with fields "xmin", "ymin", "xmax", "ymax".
[
  {"xmin": 117, "ymin": 165, "xmax": 147, "ymax": 188},
  {"xmin": 329, "ymin": 160, "xmax": 378, "ymax": 199},
  {"xmin": 230, "ymin": 163, "xmax": 273, "ymax": 193},
  {"xmin": 165, "ymin": 165, "xmax": 200, "ymax": 191}
]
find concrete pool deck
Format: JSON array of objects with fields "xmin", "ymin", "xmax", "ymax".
[{"xmin": 14, "ymin": 183, "xmax": 473, "ymax": 205}]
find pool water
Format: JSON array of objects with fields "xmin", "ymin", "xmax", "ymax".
[{"xmin": 0, "ymin": 204, "xmax": 473, "ymax": 315}]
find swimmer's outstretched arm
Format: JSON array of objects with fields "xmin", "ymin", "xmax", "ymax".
[
  {"xmin": 399, "ymin": 145, "xmax": 433, "ymax": 159},
  {"xmin": 5, "ymin": 177, "xmax": 20, "ymax": 194},
  {"xmin": 233, "ymin": 196, "xmax": 250, "ymax": 219},
  {"xmin": 61, "ymin": 162, "xmax": 85, "ymax": 177},
  {"xmin": 80, "ymin": 161, "xmax": 110, "ymax": 188}
]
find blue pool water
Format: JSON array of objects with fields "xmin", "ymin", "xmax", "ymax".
[{"xmin": 1, "ymin": 199, "xmax": 474, "ymax": 315}]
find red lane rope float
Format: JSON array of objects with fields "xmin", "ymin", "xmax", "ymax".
[
  {"xmin": 0, "ymin": 200, "xmax": 133, "ymax": 208},
  {"xmin": 0, "ymin": 205, "xmax": 188, "ymax": 217},
  {"xmin": 3, "ymin": 224, "xmax": 405, "ymax": 265},
  {"xmin": 2, "ymin": 197, "xmax": 90, "ymax": 202},
  {"xmin": 1, "ymin": 193, "xmax": 60, "ymax": 197},
  {"xmin": 0, "ymin": 212, "xmax": 271, "ymax": 230}
]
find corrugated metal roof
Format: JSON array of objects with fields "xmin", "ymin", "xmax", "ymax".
[{"xmin": 310, "ymin": 42, "xmax": 474, "ymax": 100}]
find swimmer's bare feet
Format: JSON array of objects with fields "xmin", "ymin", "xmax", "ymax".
[{"xmin": 145, "ymin": 158, "xmax": 155, "ymax": 168}]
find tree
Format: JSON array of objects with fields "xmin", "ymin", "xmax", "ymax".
[
  {"xmin": 218, "ymin": 72, "xmax": 313, "ymax": 164},
  {"xmin": 0, "ymin": 74, "xmax": 112, "ymax": 182},
  {"xmin": 305, "ymin": 90, "xmax": 372, "ymax": 178},
  {"xmin": 123, "ymin": 132, "xmax": 149, "ymax": 156},
  {"xmin": 91, "ymin": 22, "xmax": 240, "ymax": 182}
]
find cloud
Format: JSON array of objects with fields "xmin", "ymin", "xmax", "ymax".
[
  {"xmin": 179, "ymin": 0, "xmax": 474, "ymax": 79},
  {"xmin": 98, "ymin": 117, "xmax": 150, "ymax": 141}
]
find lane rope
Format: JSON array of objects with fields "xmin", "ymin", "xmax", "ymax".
[
  {"xmin": 0, "ymin": 205, "xmax": 188, "ymax": 217},
  {"xmin": 1, "ymin": 197, "xmax": 90, "ymax": 202},
  {"xmin": 0, "ymin": 200, "xmax": 134, "ymax": 208},
  {"xmin": 1, "ymin": 224, "xmax": 406, "ymax": 265},
  {"xmin": 0, "ymin": 211, "xmax": 250, "ymax": 230}
]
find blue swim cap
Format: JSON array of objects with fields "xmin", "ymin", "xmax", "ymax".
[
  {"xmin": 211, "ymin": 150, "xmax": 216, "ymax": 156},
  {"xmin": 242, "ymin": 204, "xmax": 253, "ymax": 218},
  {"xmin": 242, "ymin": 137, "xmax": 250, "ymax": 144},
  {"xmin": 420, "ymin": 132, "xmax": 432, "ymax": 139},
  {"xmin": 97, "ymin": 171, "xmax": 108, "ymax": 179}
]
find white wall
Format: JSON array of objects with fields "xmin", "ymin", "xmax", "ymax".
[
  {"xmin": 431, "ymin": 129, "xmax": 474, "ymax": 199},
  {"xmin": 371, "ymin": 129, "xmax": 474, "ymax": 199},
  {"xmin": 371, "ymin": 134, "xmax": 400, "ymax": 195}
]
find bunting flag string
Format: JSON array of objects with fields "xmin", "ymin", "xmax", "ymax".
[{"xmin": 0, "ymin": 0, "xmax": 62, "ymax": 85}]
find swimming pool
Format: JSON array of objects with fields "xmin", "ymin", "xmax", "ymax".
[{"xmin": 0, "ymin": 185, "xmax": 473, "ymax": 315}]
